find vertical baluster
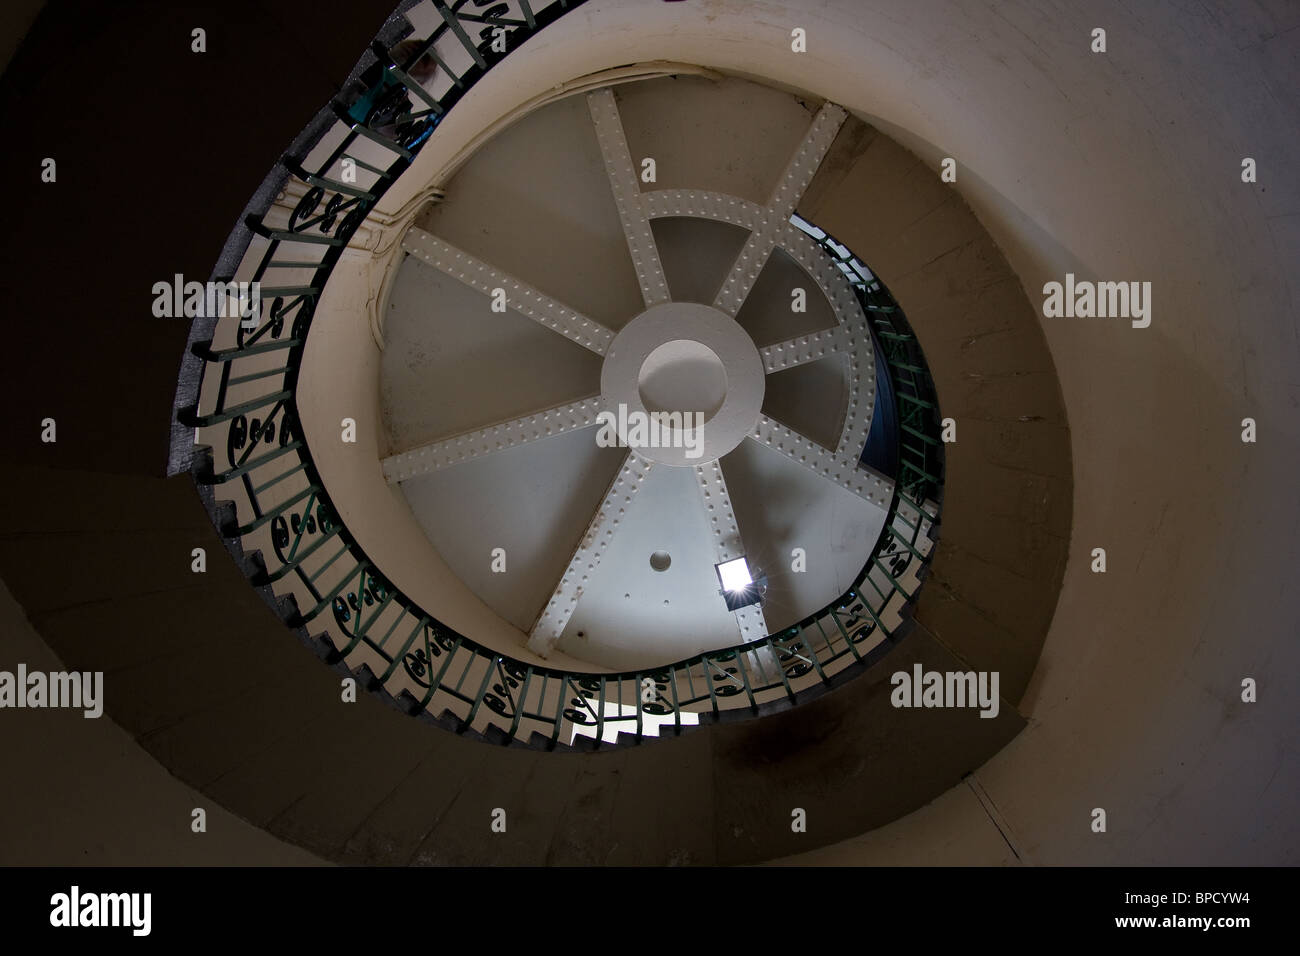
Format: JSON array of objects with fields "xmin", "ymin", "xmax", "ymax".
[
  {"xmin": 798, "ymin": 629, "xmax": 830, "ymax": 685},
  {"xmin": 701, "ymin": 660, "xmax": 720, "ymax": 715},
  {"xmin": 731, "ymin": 652, "xmax": 757, "ymax": 710},
  {"xmin": 381, "ymin": 615, "xmax": 427, "ymax": 681},
  {"xmin": 669, "ymin": 667, "xmax": 682, "ymax": 734},
  {"xmin": 434, "ymin": 0, "xmax": 488, "ymax": 68},
  {"xmin": 827, "ymin": 606, "xmax": 865, "ymax": 663},
  {"xmin": 420, "ymin": 632, "xmax": 462, "ymax": 711},
  {"xmin": 452, "ymin": 644, "xmax": 478, "ymax": 694},
  {"xmin": 594, "ymin": 676, "xmax": 606, "ymax": 746},
  {"xmin": 769, "ymin": 636, "xmax": 797, "ymax": 702},
  {"xmin": 550, "ymin": 675, "xmax": 570, "ymax": 748},
  {"xmin": 462, "ymin": 656, "xmax": 497, "ymax": 730},
  {"xmin": 635, "ymin": 672, "xmax": 644, "ymax": 741},
  {"xmin": 342, "ymin": 573, "xmax": 398, "ymax": 655},
  {"xmin": 374, "ymin": 606, "xmax": 409, "ymax": 654},
  {"xmin": 505, "ymin": 667, "xmax": 533, "ymax": 744},
  {"xmin": 301, "ymin": 557, "xmax": 368, "ymax": 623},
  {"xmin": 536, "ymin": 672, "xmax": 549, "ymax": 735}
]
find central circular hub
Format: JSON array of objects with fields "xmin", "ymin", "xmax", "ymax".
[
  {"xmin": 637, "ymin": 339, "xmax": 727, "ymax": 420},
  {"xmin": 600, "ymin": 302, "xmax": 765, "ymax": 467}
]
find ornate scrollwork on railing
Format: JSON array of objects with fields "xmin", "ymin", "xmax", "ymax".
[
  {"xmin": 640, "ymin": 670, "xmax": 674, "ymax": 717},
  {"xmin": 180, "ymin": 0, "xmax": 943, "ymax": 750},
  {"xmin": 483, "ymin": 659, "xmax": 527, "ymax": 717}
]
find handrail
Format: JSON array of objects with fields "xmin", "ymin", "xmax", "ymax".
[{"xmin": 178, "ymin": 0, "xmax": 944, "ymax": 750}]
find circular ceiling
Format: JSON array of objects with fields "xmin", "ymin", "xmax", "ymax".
[{"xmin": 380, "ymin": 75, "xmax": 893, "ymax": 671}]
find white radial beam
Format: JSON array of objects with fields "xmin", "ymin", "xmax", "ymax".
[
  {"xmin": 750, "ymin": 414, "xmax": 894, "ymax": 510},
  {"xmin": 402, "ymin": 226, "xmax": 614, "ymax": 355},
  {"xmin": 587, "ymin": 88, "xmax": 671, "ymax": 308},
  {"xmin": 381, "ymin": 394, "xmax": 603, "ymax": 483},
  {"xmin": 714, "ymin": 103, "xmax": 847, "ymax": 317},
  {"xmin": 767, "ymin": 103, "xmax": 847, "ymax": 217},
  {"xmin": 694, "ymin": 460, "xmax": 768, "ymax": 644},
  {"xmin": 527, "ymin": 451, "xmax": 655, "ymax": 657},
  {"xmin": 713, "ymin": 223, "xmax": 779, "ymax": 317},
  {"xmin": 759, "ymin": 325, "xmax": 854, "ymax": 373}
]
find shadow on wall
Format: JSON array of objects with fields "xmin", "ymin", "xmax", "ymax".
[{"xmin": 0, "ymin": 578, "xmax": 326, "ymax": 865}]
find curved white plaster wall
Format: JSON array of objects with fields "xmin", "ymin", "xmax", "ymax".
[{"xmin": 294, "ymin": 0, "xmax": 1297, "ymax": 862}]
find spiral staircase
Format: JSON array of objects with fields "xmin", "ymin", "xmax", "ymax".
[{"xmin": 1, "ymin": 0, "xmax": 1294, "ymax": 867}]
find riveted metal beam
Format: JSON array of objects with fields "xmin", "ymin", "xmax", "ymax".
[
  {"xmin": 587, "ymin": 88, "xmax": 670, "ymax": 308},
  {"xmin": 402, "ymin": 226, "xmax": 614, "ymax": 354},
  {"xmin": 381, "ymin": 394, "xmax": 604, "ymax": 482},
  {"xmin": 712, "ymin": 103, "xmax": 847, "ymax": 317},
  {"xmin": 694, "ymin": 460, "xmax": 768, "ymax": 644},
  {"xmin": 768, "ymin": 103, "xmax": 847, "ymax": 217},
  {"xmin": 527, "ymin": 451, "xmax": 655, "ymax": 657},
  {"xmin": 750, "ymin": 414, "xmax": 893, "ymax": 509},
  {"xmin": 759, "ymin": 325, "xmax": 853, "ymax": 373}
]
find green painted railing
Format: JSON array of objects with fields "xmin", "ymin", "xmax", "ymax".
[{"xmin": 177, "ymin": 0, "xmax": 943, "ymax": 750}]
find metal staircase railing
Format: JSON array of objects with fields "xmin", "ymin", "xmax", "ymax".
[{"xmin": 176, "ymin": 0, "xmax": 944, "ymax": 750}]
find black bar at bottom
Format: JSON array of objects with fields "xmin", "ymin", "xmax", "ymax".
[{"xmin": 0, "ymin": 866, "xmax": 1287, "ymax": 941}]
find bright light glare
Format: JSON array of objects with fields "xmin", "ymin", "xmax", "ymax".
[
  {"xmin": 716, "ymin": 557, "xmax": 753, "ymax": 592},
  {"xmin": 570, "ymin": 701, "xmax": 699, "ymax": 745}
]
